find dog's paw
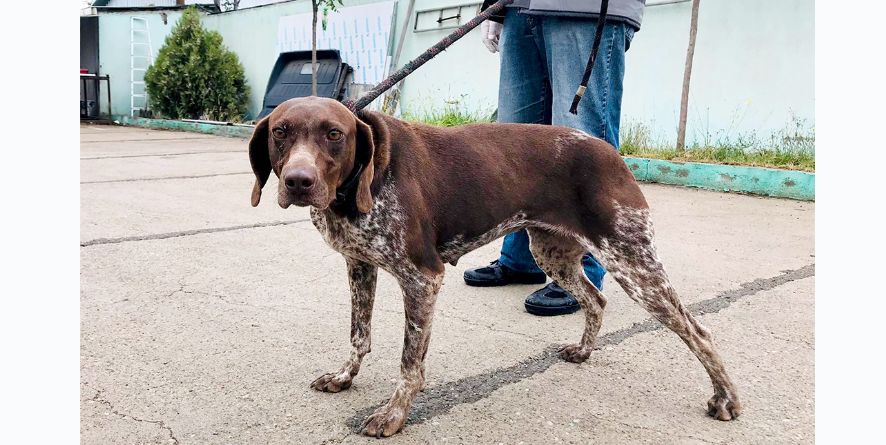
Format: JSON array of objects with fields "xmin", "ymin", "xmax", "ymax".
[
  {"xmin": 557, "ymin": 343, "xmax": 592, "ymax": 363},
  {"xmin": 361, "ymin": 405, "xmax": 407, "ymax": 438},
  {"xmin": 310, "ymin": 372, "xmax": 352, "ymax": 393},
  {"xmin": 707, "ymin": 394, "xmax": 741, "ymax": 421}
]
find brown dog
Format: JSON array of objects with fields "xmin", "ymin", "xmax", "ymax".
[{"xmin": 248, "ymin": 97, "xmax": 740, "ymax": 437}]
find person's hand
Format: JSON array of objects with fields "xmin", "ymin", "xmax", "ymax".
[{"xmin": 480, "ymin": 21, "xmax": 503, "ymax": 53}]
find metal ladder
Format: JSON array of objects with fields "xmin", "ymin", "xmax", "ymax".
[{"xmin": 130, "ymin": 17, "xmax": 153, "ymax": 117}]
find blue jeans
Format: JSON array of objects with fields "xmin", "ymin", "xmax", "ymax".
[{"xmin": 496, "ymin": 9, "xmax": 634, "ymax": 289}]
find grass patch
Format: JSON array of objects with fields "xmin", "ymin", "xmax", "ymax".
[
  {"xmin": 402, "ymin": 107, "xmax": 493, "ymax": 127},
  {"xmin": 620, "ymin": 145, "xmax": 815, "ymax": 172},
  {"xmin": 620, "ymin": 119, "xmax": 815, "ymax": 172},
  {"xmin": 402, "ymin": 107, "xmax": 815, "ymax": 172}
]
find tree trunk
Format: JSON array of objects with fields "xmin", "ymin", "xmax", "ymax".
[
  {"xmin": 676, "ymin": 0, "xmax": 701, "ymax": 151},
  {"xmin": 381, "ymin": 0, "xmax": 417, "ymax": 114},
  {"xmin": 311, "ymin": 0, "xmax": 319, "ymax": 96}
]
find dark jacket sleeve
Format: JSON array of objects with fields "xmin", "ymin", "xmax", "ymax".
[{"xmin": 481, "ymin": 0, "xmax": 506, "ymax": 24}]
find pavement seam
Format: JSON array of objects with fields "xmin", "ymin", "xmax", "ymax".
[
  {"xmin": 80, "ymin": 219, "xmax": 311, "ymax": 247},
  {"xmin": 81, "ymin": 137, "xmax": 216, "ymax": 144},
  {"xmin": 81, "ymin": 150, "xmax": 243, "ymax": 160},
  {"xmin": 101, "ymin": 283, "xmax": 546, "ymax": 347},
  {"xmin": 89, "ymin": 390, "xmax": 180, "ymax": 445},
  {"xmin": 81, "ymin": 172, "xmax": 250, "ymax": 184},
  {"xmin": 344, "ymin": 263, "xmax": 815, "ymax": 432}
]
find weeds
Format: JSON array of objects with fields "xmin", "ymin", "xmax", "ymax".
[
  {"xmin": 620, "ymin": 144, "xmax": 815, "ymax": 172},
  {"xmin": 620, "ymin": 115, "xmax": 815, "ymax": 172},
  {"xmin": 404, "ymin": 105, "xmax": 815, "ymax": 172},
  {"xmin": 402, "ymin": 105, "xmax": 493, "ymax": 127}
]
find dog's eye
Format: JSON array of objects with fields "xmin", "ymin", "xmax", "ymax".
[
  {"xmin": 272, "ymin": 128, "xmax": 286, "ymax": 139},
  {"xmin": 327, "ymin": 129, "xmax": 343, "ymax": 141}
]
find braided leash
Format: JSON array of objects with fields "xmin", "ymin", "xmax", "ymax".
[
  {"xmin": 343, "ymin": 0, "xmax": 514, "ymax": 112},
  {"xmin": 568, "ymin": 0, "xmax": 609, "ymax": 115}
]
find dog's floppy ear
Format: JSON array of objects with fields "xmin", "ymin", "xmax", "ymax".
[
  {"xmin": 248, "ymin": 116, "xmax": 271, "ymax": 207},
  {"xmin": 354, "ymin": 115, "xmax": 376, "ymax": 213}
]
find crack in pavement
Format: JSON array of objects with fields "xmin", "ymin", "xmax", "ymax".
[
  {"xmin": 345, "ymin": 263, "xmax": 815, "ymax": 431},
  {"xmin": 771, "ymin": 333, "xmax": 814, "ymax": 348},
  {"xmin": 436, "ymin": 308, "xmax": 549, "ymax": 343},
  {"xmin": 80, "ymin": 219, "xmax": 311, "ymax": 247},
  {"xmin": 89, "ymin": 390, "xmax": 180, "ymax": 445},
  {"xmin": 81, "ymin": 172, "xmax": 250, "ymax": 184},
  {"xmin": 588, "ymin": 412, "xmax": 723, "ymax": 444}
]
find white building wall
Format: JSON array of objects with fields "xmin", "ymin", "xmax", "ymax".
[
  {"xmin": 621, "ymin": 0, "xmax": 815, "ymax": 145},
  {"xmin": 96, "ymin": 0, "xmax": 814, "ymax": 147},
  {"xmin": 393, "ymin": 0, "xmax": 815, "ymax": 145}
]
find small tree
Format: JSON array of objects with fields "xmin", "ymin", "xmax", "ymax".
[
  {"xmin": 310, "ymin": 0, "xmax": 343, "ymax": 96},
  {"xmin": 144, "ymin": 7, "xmax": 249, "ymax": 122},
  {"xmin": 676, "ymin": 0, "xmax": 701, "ymax": 151}
]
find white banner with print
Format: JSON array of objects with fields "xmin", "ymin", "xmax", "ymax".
[{"xmin": 277, "ymin": 1, "xmax": 397, "ymax": 85}]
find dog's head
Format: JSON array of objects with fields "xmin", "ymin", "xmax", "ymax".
[{"xmin": 248, "ymin": 97, "xmax": 380, "ymax": 213}]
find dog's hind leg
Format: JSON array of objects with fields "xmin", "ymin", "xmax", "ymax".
[
  {"xmin": 311, "ymin": 257, "xmax": 377, "ymax": 393},
  {"xmin": 527, "ymin": 227, "xmax": 607, "ymax": 363},
  {"xmin": 592, "ymin": 205, "xmax": 741, "ymax": 421}
]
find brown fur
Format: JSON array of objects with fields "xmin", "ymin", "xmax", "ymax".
[{"xmin": 248, "ymin": 97, "xmax": 741, "ymax": 437}]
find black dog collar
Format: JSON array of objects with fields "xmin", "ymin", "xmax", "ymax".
[{"xmin": 333, "ymin": 161, "xmax": 365, "ymax": 205}]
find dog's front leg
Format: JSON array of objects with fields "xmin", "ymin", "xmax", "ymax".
[
  {"xmin": 311, "ymin": 257, "xmax": 377, "ymax": 393},
  {"xmin": 361, "ymin": 268, "xmax": 443, "ymax": 438}
]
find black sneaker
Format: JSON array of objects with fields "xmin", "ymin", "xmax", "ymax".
[
  {"xmin": 463, "ymin": 260, "xmax": 548, "ymax": 287},
  {"xmin": 524, "ymin": 282, "xmax": 580, "ymax": 316}
]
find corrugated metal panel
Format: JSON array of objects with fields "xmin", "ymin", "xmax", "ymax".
[
  {"xmin": 104, "ymin": 0, "xmax": 176, "ymax": 7},
  {"xmin": 237, "ymin": 0, "xmax": 290, "ymax": 8},
  {"xmin": 102, "ymin": 0, "xmax": 213, "ymax": 7},
  {"xmin": 100, "ymin": 0, "xmax": 291, "ymax": 9}
]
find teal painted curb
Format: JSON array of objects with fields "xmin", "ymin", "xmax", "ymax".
[
  {"xmin": 111, "ymin": 118, "xmax": 814, "ymax": 201},
  {"xmin": 115, "ymin": 115, "xmax": 255, "ymax": 139},
  {"xmin": 624, "ymin": 157, "xmax": 814, "ymax": 201}
]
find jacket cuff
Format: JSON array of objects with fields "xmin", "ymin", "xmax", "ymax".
[{"xmin": 481, "ymin": 0, "xmax": 506, "ymax": 23}]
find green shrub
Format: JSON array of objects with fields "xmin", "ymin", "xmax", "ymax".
[{"xmin": 144, "ymin": 7, "xmax": 249, "ymax": 122}]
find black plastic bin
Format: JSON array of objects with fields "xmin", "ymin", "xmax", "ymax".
[{"xmin": 258, "ymin": 49, "xmax": 353, "ymax": 119}]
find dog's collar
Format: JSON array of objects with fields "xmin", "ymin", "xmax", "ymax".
[{"xmin": 333, "ymin": 160, "xmax": 365, "ymax": 206}]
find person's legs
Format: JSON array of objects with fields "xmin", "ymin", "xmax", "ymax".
[
  {"xmin": 544, "ymin": 17, "xmax": 633, "ymax": 146},
  {"xmin": 463, "ymin": 9, "xmax": 552, "ymax": 288},
  {"xmin": 465, "ymin": 13, "xmax": 636, "ymax": 317},
  {"xmin": 496, "ymin": 11, "xmax": 551, "ymax": 126},
  {"xmin": 496, "ymin": 9, "xmax": 552, "ymax": 274},
  {"xmin": 542, "ymin": 16, "xmax": 635, "ymax": 287}
]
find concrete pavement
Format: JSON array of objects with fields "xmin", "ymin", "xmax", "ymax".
[{"xmin": 80, "ymin": 124, "xmax": 814, "ymax": 444}]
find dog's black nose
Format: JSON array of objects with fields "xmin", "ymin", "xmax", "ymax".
[{"xmin": 284, "ymin": 169, "xmax": 316, "ymax": 193}]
